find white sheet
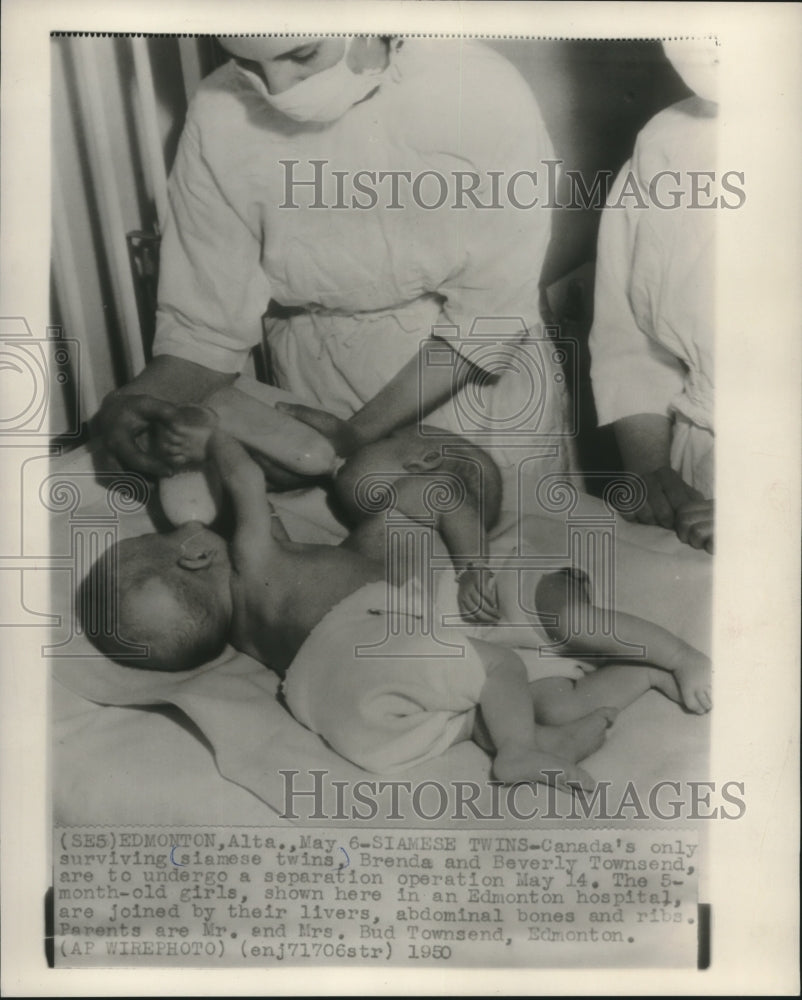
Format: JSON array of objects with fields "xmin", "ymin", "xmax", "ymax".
[{"xmin": 52, "ymin": 438, "xmax": 711, "ymax": 826}]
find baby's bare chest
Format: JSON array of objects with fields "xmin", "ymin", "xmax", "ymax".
[
  {"xmin": 232, "ymin": 546, "xmax": 384, "ymax": 670},
  {"xmin": 343, "ymin": 514, "xmax": 438, "ymax": 586}
]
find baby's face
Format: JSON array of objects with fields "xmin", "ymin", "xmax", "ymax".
[
  {"xmin": 333, "ymin": 438, "xmax": 406, "ymax": 514},
  {"xmin": 345, "ymin": 437, "xmax": 407, "ymax": 474},
  {"xmin": 340, "ymin": 429, "xmax": 446, "ymax": 483},
  {"xmin": 334, "ymin": 430, "xmax": 449, "ymax": 522},
  {"xmin": 108, "ymin": 523, "xmax": 233, "ymax": 670},
  {"xmin": 119, "ymin": 522, "xmax": 233, "ymax": 606}
]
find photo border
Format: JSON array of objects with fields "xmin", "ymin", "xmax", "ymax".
[{"xmin": 2, "ymin": 1, "xmax": 800, "ymax": 995}]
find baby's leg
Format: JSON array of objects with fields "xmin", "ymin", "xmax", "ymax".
[
  {"xmin": 531, "ymin": 568, "xmax": 712, "ymax": 715},
  {"xmin": 469, "ymin": 563, "xmax": 556, "ymax": 649},
  {"xmin": 532, "ymin": 667, "xmax": 682, "ymax": 725},
  {"xmin": 469, "ymin": 638, "xmax": 616, "ymax": 791}
]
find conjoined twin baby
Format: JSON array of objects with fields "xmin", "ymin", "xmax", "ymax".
[{"xmin": 83, "ymin": 388, "xmax": 711, "ymax": 792}]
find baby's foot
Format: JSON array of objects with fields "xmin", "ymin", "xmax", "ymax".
[
  {"xmin": 493, "ymin": 743, "xmax": 596, "ymax": 792},
  {"xmin": 473, "ymin": 708, "xmax": 615, "ymax": 773},
  {"xmin": 533, "ymin": 707, "xmax": 617, "ymax": 763},
  {"xmin": 154, "ymin": 406, "xmax": 218, "ymax": 467},
  {"xmin": 673, "ymin": 656, "xmax": 712, "ymax": 714},
  {"xmin": 536, "ymin": 708, "xmax": 618, "ymax": 763}
]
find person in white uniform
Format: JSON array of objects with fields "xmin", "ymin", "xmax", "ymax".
[
  {"xmin": 99, "ymin": 36, "xmax": 573, "ymax": 513},
  {"xmin": 589, "ymin": 41, "xmax": 718, "ymax": 552}
]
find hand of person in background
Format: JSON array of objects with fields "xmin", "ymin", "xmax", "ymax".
[
  {"xmin": 674, "ymin": 499, "xmax": 714, "ymax": 554},
  {"xmin": 98, "ymin": 391, "xmax": 183, "ymax": 478},
  {"xmin": 629, "ymin": 465, "xmax": 706, "ymax": 530},
  {"xmin": 613, "ymin": 415, "xmax": 705, "ymax": 531}
]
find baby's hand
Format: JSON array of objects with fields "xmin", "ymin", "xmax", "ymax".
[
  {"xmin": 457, "ymin": 564, "xmax": 500, "ymax": 624},
  {"xmin": 673, "ymin": 653, "xmax": 712, "ymax": 714},
  {"xmin": 151, "ymin": 405, "xmax": 219, "ymax": 468}
]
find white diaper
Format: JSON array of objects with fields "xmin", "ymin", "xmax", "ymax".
[{"xmin": 282, "ymin": 580, "xmax": 487, "ymax": 773}]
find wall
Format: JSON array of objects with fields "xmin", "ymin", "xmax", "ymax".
[{"xmin": 50, "ymin": 35, "xmax": 222, "ymax": 433}]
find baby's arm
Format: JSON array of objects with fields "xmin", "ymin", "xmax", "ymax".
[
  {"xmin": 535, "ymin": 571, "xmax": 712, "ymax": 714},
  {"xmin": 437, "ymin": 497, "xmax": 499, "ymax": 623},
  {"xmin": 206, "ymin": 431, "xmax": 285, "ymax": 561},
  {"xmin": 390, "ymin": 476, "xmax": 498, "ymax": 622}
]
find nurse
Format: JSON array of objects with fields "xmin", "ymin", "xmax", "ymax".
[
  {"xmin": 99, "ymin": 36, "xmax": 573, "ymax": 510},
  {"xmin": 589, "ymin": 40, "xmax": 718, "ymax": 552}
]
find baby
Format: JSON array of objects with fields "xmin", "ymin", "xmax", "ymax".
[{"xmin": 81, "ymin": 410, "xmax": 711, "ymax": 790}]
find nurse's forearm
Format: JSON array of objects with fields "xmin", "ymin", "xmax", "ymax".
[
  {"xmin": 115, "ymin": 355, "xmax": 235, "ymax": 406},
  {"xmin": 348, "ymin": 337, "xmax": 477, "ymax": 443},
  {"xmin": 613, "ymin": 413, "xmax": 672, "ymax": 475}
]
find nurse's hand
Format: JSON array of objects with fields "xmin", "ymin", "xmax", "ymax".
[
  {"xmin": 274, "ymin": 402, "xmax": 367, "ymax": 459},
  {"xmin": 98, "ymin": 391, "xmax": 183, "ymax": 478},
  {"xmin": 629, "ymin": 466, "xmax": 705, "ymax": 530},
  {"xmin": 674, "ymin": 499, "xmax": 714, "ymax": 554}
]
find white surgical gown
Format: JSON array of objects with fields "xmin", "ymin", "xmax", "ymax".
[
  {"xmin": 153, "ymin": 40, "xmax": 575, "ymax": 510},
  {"xmin": 589, "ymin": 97, "xmax": 716, "ymax": 498}
]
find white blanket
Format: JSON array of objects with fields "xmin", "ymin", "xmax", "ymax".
[{"xmin": 52, "ymin": 440, "xmax": 711, "ymax": 826}]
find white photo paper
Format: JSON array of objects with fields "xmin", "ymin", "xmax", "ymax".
[{"xmin": 1, "ymin": 1, "xmax": 800, "ymax": 995}]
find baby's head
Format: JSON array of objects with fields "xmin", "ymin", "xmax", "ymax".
[
  {"xmin": 79, "ymin": 522, "xmax": 234, "ymax": 672},
  {"xmin": 334, "ymin": 424, "xmax": 502, "ymax": 528}
]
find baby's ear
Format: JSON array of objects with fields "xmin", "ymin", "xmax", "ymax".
[
  {"xmin": 177, "ymin": 550, "xmax": 215, "ymax": 571},
  {"xmin": 403, "ymin": 449, "xmax": 443, "ymax": 472}
]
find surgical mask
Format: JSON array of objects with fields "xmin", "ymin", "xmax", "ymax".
[
  {"xmin": 257, "ymin": 37, "xmax": 391, "ymax": 123},
  {"xmin": 663, "ymin": 40, "xmax": 719, "ymax": 104}
]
